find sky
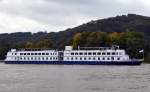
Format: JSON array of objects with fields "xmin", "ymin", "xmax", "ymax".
[{"xmin": 0, "ymin": 0, "xmax": 150, "ymax": 33}]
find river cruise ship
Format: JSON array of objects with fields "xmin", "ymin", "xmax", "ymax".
[{"xmin": 5, "ymin": 46, "xmax": 142, "ymax": 65}]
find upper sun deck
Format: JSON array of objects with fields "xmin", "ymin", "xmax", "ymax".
[
  {"xmin": 65, "ymin": 45, "xmax": 120, "ymax": 51},
  {"xmin": 10, "ymin": 48, "xmax": 57, "ymax": 52}
]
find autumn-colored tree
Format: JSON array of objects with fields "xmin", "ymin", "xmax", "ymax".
[
  {"xmin": 72, "ymin": 31, "xmax": 144, "ymax": 59},
  {"xmin": 25, "ymin": 41, "xmax": 34, "ymax": 48},
  {"xmin": 72, "ymin": 33, "xmax": 82, "ymax": 49},
  {"xmin": 36, "ymin": 39, "xmax": 53, "ymax": 48},
  {"xmin": 108, "ymin": 32, "xmax": 120, "ymax": 45}
]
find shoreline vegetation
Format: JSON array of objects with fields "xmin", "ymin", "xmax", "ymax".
[{"xmin": 1, "ymin": 31, "xmax": 146, "ymax": 63}]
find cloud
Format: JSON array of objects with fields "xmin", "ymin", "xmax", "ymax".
[{"xmin": 0, "ymin": 0, "xmax": 150, "ymax": 33}]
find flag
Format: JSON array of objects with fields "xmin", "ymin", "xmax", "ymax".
[{"xmin": 139, "ymin": 50, "xmax": 144, "ymax": 53}]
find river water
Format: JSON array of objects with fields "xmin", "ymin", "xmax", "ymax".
[{"xmin": 0, "ymin": 63, "xmax": 150, "ymax": 92}]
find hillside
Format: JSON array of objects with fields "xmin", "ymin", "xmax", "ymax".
[
  {"xmin": 47, "ymin": 14, "xmax": 150, "ymax": 48},
  {"xmin": 0, "ymin": 14, "xmax": 150, "ymax": 60}
]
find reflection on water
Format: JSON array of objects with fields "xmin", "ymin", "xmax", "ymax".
[{"xmin": 0, "ymin": 63, "xmax": 150, "ymax": 92}]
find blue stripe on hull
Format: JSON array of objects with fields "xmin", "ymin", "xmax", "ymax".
[{"xmin": 5, "ymin": 61, "xmax": 142, "ymax": 65}]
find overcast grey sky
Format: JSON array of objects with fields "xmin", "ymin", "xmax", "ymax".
[{"xmin": 0, "ymin": 0, "xmax": 150, "ymax": 33}]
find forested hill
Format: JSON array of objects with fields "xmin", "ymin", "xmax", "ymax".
[
  {"xmin": 64, "ymin": 14, "xmax": 150, "ymax": 34},
  {"xmin": 48, "ymin": 14, "xmax": 150, "ymax": 47},
  {"xmin": 0, "ymin": 14, "xmax": 150, "ymax": 60}
]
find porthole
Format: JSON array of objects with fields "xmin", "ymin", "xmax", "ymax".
[
  {"xmin": 117, "ymin": 58, "xmax": 120, "ymax": 60},
  {"xmin": 102, "ymin": 57, "xmax": 105, "ymax": 60},
  {"xmin": 71, "ymin": 57, "xmax": 73, "ymax": 60}
]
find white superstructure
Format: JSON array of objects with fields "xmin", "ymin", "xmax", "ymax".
[
  {"xmin": 4, "ymin": 45, "xmax": 142, "ymax": 65},
  {"xmin": 5, "ymin": 45, "xmax": 130, "ymax": 62},
  {"xmin": 5, "ymin": 48, "xmax": 59, "ymax": 61},
  {"xmin": 63, "ymin": 46, "xmax": 130, "ymax": 62}
]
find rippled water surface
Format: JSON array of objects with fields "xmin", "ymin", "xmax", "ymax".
[{"xmin": 0, "ymin": 63, "xmax": 150, "ymax": 92}]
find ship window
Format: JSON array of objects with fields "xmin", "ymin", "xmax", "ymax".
[
  {"xmin": 27, "ymin": 57, "xmax": 29, "ymax": 60},
  {"xmin": 67, "ymin": 57, "xmax": 69, "ymax": 60},
  {"xmin": 117, "ymin": 57, "xmax": 120, "ymax": 60},
  {"xmin": 71, "ymin": 57, "xmax": 73, "ymax": 60},
  {"xmin": 102, "ymin": 57, "xmax": 105, "ymax": 60},
  {"xmin": 107, "ymin": 57, "xmax": 110, "ymax": 60},
  {"xmin": 93, "ymin": 57, "xmax": 95, "ymax": 60},
  {"xmin": 112, "ymin": 52, "xmax": 115, "ymax": 55},
  {"xmin": 12, "ymin": 53, "xmax": 13, "ymax": 55},
  {"xmin": 35, "ymin": 57, "xmax": 37, "ymax": 60},
  {"xmin": 97, "ymin": 52, "xmax": 101, "ymax": 55},
  {"xmin": 20, "ymin": 53, "xmax": 23, "ymax": 55},
  {"xmin": 84, "ymin": 52, "xmax": 87, "ymax": 55},
  {"xmin": 15, "ymin": 53, "xmax": 17, "ymax": 55},
  {"xmin": 46, "ymin": 57, "xmax": 48, "ymax": 60},
  {"xmin": 102, "ymin": 52, "xmax": 105, "ymax": 55},
  {"xmin": 20, "ymin": 57, "xmax": 22, "ymax": 60},
  {"xmin": 75, "ymin": 57, "xmax": 77, "ymax": 60},
  {"xmin": 93, "ymin": 52, "xmax": 96, "ymax": 55},
  {"xmin": 31, "ymin": 57, "xmax": 33, "ymax": 60},
  {"xmin": 42, "ymin": 57, "xmax": 44, "ymax": 60},
  {"xmin": 88, "ymin": 52, "xmax": 92, "ymax": 55},
  {"xmin": 89, "ymin": 57, "xmax": 91, "ymax": 60},
  {"xmin": 98, "ymin": 57, "xmax": 100, "ymax": 60},
  {"xmin": 56, "ymin": 57, "xmax": 57, "ymax": 60},
  {"xmin": 38, "ymin": 57, "xmax": 40, "ymax": 60},
  {"xmin": 80, "ymin": 57, "xmax": 82, "ymax": 60},
  {"xmin": 38, "ymin": 53, "xmax": 41, "ymax": 55},
  {"xmin": 50, "ymin": 57, "xmax": 52, "ymax": 60},
  {"xmin": 31, "ymin": 53, "xmax": 34, "ymax": 55},
  {"xmin": 71, "ymin": 53, "xmax": 74, "ymax": 55},
  {"xmin": 35, "ymin": 53, "xmax": 37, "ymax": 55},
  {"xmin": 55, "ymin": 53, "xmax": 57, "ymax": 55},
  {"xmin": 107, "ymin": 52, "xmax": 110, "ymax": 55},
  {"xmin": 84, "ymin": 57, "xmax": 86, "ymax": 60},
  {"xmin": 46, "ymin": 53, "xmax": 49, "ymax": 55},
  {"xmin": 42, "ymin": 53, "xmax": 45, "ymax": 55},
  {"xmin": 24, "ymin": 53, "xmax": 26, "ymax": 55},
  {"xmin": 79, "ymin": 52, "xmax": 83, "ymax": 55},
  {"xmin": 108, "ymin": 48, "xmax": 111, "ymax": 50},
  {"xmin": 27, "ymin": 53, "xmax": 30, "ymax": 55},
  {"xmin": 75, "ymin": 53, "xmax": 78, "ymax": 55}
]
